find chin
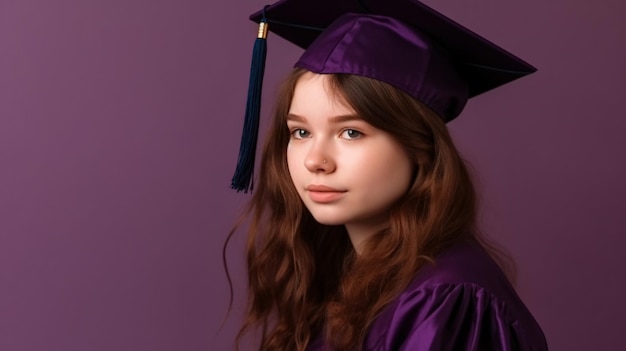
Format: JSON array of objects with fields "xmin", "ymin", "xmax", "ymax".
[
  {"xmin": 308, "ymin": 212, "xmax": 347, "ymax": 226},
  {"xmin": 312, "ymin": 217, "xmax": 345, "ymax": 226}
]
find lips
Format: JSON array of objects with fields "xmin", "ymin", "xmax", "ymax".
[
  {"xmin": 305, "ymin": 184, "xmax": 347, "ymax": 203},
  {"xmin": 305, "ymin": 184, "xmax": 344, "ymax": 192}
]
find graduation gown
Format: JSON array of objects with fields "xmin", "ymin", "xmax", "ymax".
[{"xmin": 307, "ymin": 240, "xmax": 549, "ymax": 350}]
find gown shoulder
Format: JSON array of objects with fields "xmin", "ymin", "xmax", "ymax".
[{"xmin": 364, "ymin": 240, "xmax": 549, "ymax": 351}]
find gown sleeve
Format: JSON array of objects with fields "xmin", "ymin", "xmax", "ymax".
[{"xmin": 377, "ymin": 283, "xmax": 548, "ymax": 351}]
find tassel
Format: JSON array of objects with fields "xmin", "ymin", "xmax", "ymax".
[{"xmin": 231, "ymin": 19, "xmax": 269, "ymax": 192}]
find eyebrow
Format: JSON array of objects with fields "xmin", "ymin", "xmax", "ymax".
[{"xmin": 286, "ymin": 113, "xmax": 363, "ymax": 123}]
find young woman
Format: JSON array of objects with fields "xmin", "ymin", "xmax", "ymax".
[{"xmin": 228, "ymin": 1, "xmax": 548, "ymax": 350}]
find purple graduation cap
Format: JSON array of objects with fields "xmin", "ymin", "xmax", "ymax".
[{"xmin": 231, "ymin": 0, "xmax": 537, "ymax": 192}]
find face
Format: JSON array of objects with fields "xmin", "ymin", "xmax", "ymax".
[{"xmin": 286, "ymin": 72, "xmax": 413, "ymax": 242}]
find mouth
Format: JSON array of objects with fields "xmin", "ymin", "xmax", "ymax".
[
  {"xmin": 305, "ymin": 185, "xmax": 347, "ymax": 203},
  {"xmin": 305, "ymin": 184, "xmax": 345, "ymax": 192}
]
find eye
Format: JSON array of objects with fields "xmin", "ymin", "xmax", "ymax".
[
  {"xmin": 340, "ymin": 129, "xmax": 363, "ymax": 140},
  {"xmin": 290, "ymin": 128, "xmax": 311, "ymax": 139}
]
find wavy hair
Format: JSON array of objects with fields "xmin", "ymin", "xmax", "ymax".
[{"xmin": 229, "ymin": 67, "xmax": 492, "ymax": 350}]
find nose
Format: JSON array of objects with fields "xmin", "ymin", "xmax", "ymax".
[{"xmin": 304, "ymin": 141, "xmax": 335, "ymax": 173}]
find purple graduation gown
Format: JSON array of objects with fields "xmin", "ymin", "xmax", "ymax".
[{"xmin": 307, "ymin": 240, "xmax": 548, "ymax": 350}]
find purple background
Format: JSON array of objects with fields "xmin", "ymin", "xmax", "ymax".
[{"xmin": 1, "ymin": 0, "xmax": 624, "ymax": 350}]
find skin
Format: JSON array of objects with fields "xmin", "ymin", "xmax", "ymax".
[{"xmin": 286, "ymin": 72, "xmax": 413, "ymax": 253}]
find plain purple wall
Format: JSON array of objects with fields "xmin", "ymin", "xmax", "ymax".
[{"xmin": 1, "ymin": 0, "xmax": 624, "ymax": 350}]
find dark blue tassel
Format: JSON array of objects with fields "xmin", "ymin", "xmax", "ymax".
[{"xmin": 231, "ymin": 19, "xmax": 268, "ymax": 192}]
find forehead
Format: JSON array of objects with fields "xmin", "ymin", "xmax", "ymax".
[{"xmin": 289, "ymin": 72, "xmax": 354, "ymax": 116}]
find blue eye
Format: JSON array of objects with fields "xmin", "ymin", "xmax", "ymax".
[
  {"xmin": 291, "ymin": 129, "xmax": 310, "ymax": 139},
  {"xmin": 341, "ymin": 129, "xmax": 362, "ymax": 139}
]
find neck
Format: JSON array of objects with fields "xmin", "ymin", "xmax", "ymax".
[{"xmin": 345, "ymin": 220, "xmax": 389, "ymax": 255}]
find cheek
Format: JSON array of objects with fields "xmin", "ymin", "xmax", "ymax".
[
  {"xmin": 360, "ymin": 145, "xmax": 411, "ymax": 181},
  {"xmin": 379, "ymin": 160, "xmax": 412, "ymax": 192},
  {"xmin": 362, "ymin": 146, "xmax": 413, "ymax": 197}
]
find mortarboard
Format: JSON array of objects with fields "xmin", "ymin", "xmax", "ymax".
[{"xmin": 231, "ymin": 0, "xmax": 537, "ymax": 192}]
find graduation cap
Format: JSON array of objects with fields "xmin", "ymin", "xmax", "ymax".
[{"xmin": 231, "ymin": 0, "xmax": 537, "ymax": 192}]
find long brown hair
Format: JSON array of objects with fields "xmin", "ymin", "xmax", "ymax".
[{"xmin": 232, "ymin": 67, "xmax": 483, "ymax": 350}]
